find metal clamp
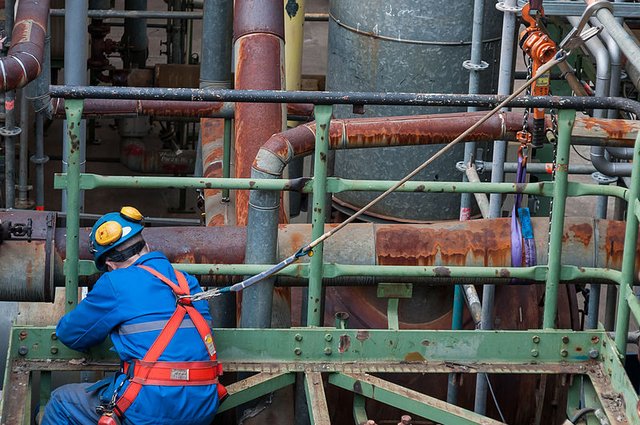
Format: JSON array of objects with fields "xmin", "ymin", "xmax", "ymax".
[
  {"xmin": 455, "ymin": 160, "xmax": 485, "ymax": 174},
  {"xmin": 559, "ymin": 0, "xmax": 613, "ymax": 50},
  {"xmin": 462, "ymin": 60, "xmax": 489, "ymax": 71}
]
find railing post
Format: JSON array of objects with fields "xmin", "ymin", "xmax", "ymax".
[
  {"xmin": 307, "ymin": 105, "xmax": 332, "ymax": 327},
  {"xmin": 614, "ymin": 131, "xmax": 640, "ymax": 357},
  {"xmin": 543, "ymin": 109, "xmax": 575, "ymax": 329},
  {"xmin": 64, "ymin": 99, "xmax": 84, "ymax": 312}
]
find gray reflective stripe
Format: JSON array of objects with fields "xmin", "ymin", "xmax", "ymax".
[{"xmin": 118, "ymin": 318, "xmax": 212, "ymax": 336}]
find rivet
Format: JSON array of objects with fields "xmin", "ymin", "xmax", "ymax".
[
  {"xmin": 324, "ymin": 347, "xmax": 332, "ymax": 355},
  {"xmin": 589, "ymin": 349, "xmax": 600, "ymax": 359},
  {"xmin": 19, "ymin": 331, "xmax": 27, "ymax": 340},
  {"xmin": 562, "ymin": 336, "xmax": 570, "ymax": 344},
  {"xmin": 51, "ymin": 332, "xmax": 58, "ymax": 340},
  {"xmin": 532, "ymin": 335, "xmax": 540, "ymax": 344},
  {"xmin": 294, "ymin": 347, "xmax": 302, "ymax": 356},
  {"xmin": 591, "ymin": 336, "xmax": 600, "ymax": 344},
  {"xmin": 294, "ymin": 334, "xmax": 303, "ymax": 342},
  {"xmin": 18, "ymin": 346, "xmax": 28, "ymax": 356},
  {"xmin": 531, "ymin": 349, "xmax": 539, "ymax": 357},
  {"xmin": 561, "ymin": 349, "xmax": 568, "ymax": 357},
  {"xmin": 324, "ymin": 334, "xmax": 333, "ymax": 342},
  {"xmin": 50, "ymin": 346, "xmax": 58, "ymax": 355}
]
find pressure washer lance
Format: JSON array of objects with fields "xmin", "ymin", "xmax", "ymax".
[{"xmin": 190, "ymin": 50, "xmax": 569, "ymax": 302}]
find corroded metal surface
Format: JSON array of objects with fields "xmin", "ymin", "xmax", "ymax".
[
  {"xmin": 51, "ymin": 98, "xmax": 228, "ymax": 118},
  {"xmin": 0, "ymin": 0, "xmax": 50, "ymax": 91},
  {"xmin": 201, "ymin": 118, "xmax": 229, "ymax": 226},
  {"xmin": 234, "ymin": 33, "xmax": 286, "ymax": 225}
]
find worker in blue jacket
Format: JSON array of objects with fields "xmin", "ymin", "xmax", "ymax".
[{"xmin": 41, "ymin": 206, "xmax": 225, "ymax": 425}]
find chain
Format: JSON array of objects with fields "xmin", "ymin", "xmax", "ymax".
[{"xmin": 522, "ymin": 54, "xmax": 534, "ymax": 135}]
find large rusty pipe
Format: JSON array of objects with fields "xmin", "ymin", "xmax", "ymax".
[
  {"xmin": 50, "ymin": 98, "xmax": 313, "ymax": 120},
  {"xmin": 234, "ymin": 0, "xmax": 286, "ymax": 226},
  {"xmin": 0, "ymin": 0, "xmax": 50, "ymax": 91},
  {"xmin": 28, "ymin": 217, "xmax": 639, "ymax": 293}
]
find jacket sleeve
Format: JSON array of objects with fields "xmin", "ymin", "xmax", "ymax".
[{"xmin": 56, "ymin": 274, "xmax": 128, "ymax": 352}]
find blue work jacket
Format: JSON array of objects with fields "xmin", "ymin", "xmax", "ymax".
[{"xmin": 56, "ymin": 251, "xmax": 219, "ymax": 425}]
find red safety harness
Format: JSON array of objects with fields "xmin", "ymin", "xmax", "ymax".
[{"xmin": 98, "ymin": 265, "xmax": 227, "ymax": 425}]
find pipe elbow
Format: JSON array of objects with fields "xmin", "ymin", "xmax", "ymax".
[{"xmin": 253, "ymin": 134, "xmax": 294, "ymax": 177}]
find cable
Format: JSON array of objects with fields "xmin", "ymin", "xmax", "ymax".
[
  {"xmin": 572, "ymin": 145, "xmax": 591, "ymax": 162},
  {"xmin": 485, "ymin": 375, "xmax": 507, "ymax": 423}
]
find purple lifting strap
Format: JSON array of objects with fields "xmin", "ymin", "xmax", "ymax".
[{"xmin": 511, "ymin": 155, "xmax": 527, "ymax": 267}]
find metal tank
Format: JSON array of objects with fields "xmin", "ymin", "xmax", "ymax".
[{"xmin": 327, "ymin": 0, "xmax": 502, "ymax": 221}]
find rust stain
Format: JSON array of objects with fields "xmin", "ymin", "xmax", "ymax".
[
  {"xmin": 569, "ymin": 223, "xmax": 593, "ymax": 246},
  {"xmin": 356, "ymin": 330, "xmax": 370, "ymax": 342},
  {"xmin": 580, "ymin": 116, "xmax": 637, "ymax": 141},
  {"xmin": 338, "ymin": 334, "xmax": 351, "ymax": 353},
  {"xmin": 404, "ymin": 352, "xmax": 426, "ymax": 362}
]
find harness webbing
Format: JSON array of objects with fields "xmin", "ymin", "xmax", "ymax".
[{"xmin": 114, "ymin": 265, "xmax": 224, "ymax": 417}]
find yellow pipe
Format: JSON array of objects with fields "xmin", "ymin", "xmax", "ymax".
[{"xmin": 284, "ymin": 0, "xmax": 306, "ymax": 128}]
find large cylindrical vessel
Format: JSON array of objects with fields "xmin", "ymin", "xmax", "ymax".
[{"xmin": 327, "ymin": 0, "xmax": 502, "ymax": 220}]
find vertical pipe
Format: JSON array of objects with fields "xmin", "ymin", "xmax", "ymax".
[
  {"xmin": 543, "ymin": 109, "xmax": 575, "ymax": 329},
  {"xmin": 169, "ymin": 0, "xmax": 184, "ymax": 64},
  {"xmin": 307, "ymin": 105, "xmax": 332, "ymax": 327},
  {"xmin": 200, "ymin": 0, "xmax": 234, "ymax": 327},
  {"xmin": 446, "ymin": 285, "xmax": 464, "ymax": 404},
  {"xmin": 122, "ymin": 0, "xmax": 148, "ymax": 69},
  {"xmin": 31, "ymin": 16, "xmax": 51, "ymax": 210},
  {"xmin": 62, "ymin": 0, "xmax": 88, "ymax": 212},
  {"xmin": 64, "ymin": 100, "xmax": 84, "ymax": 313},
  {"xmin": 614, "ymin": 131, "xmax": 640, "ymax": 357},
  {"xmin": 3, "ymin": 91, "xmax": 17, "ymax": 209},
  {"xmin": 16, "ymin": 92, "xmax": 29, "ymax": 208},
  {"xmin": 453, "ymin": 0, "xmax": 485, "ymax": 395},
  {"xmin": 284, "ymin": 0, "xmax": 306, "ymax": 218},
  {"xmin": 233, "ymin": 0, "xmax": 286, "ymax": 225},
  {"xmin": 3, "ymin": 0, "xmax": 16, "ymax": 209},
  {"xmin": 475, "ymin": 0, "xmax": 518, "ymax": 414},
  {"xmin": 221, "ymin": 118, "xmax": 232, "ymax": 201}
]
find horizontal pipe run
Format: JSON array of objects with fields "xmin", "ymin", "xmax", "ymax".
[
  {"xmin": 53, "ymin": 173, "xmax": 628, "ymax": 201},
  {"xmin": 50, "ymin": 9, "xmax": 202, "ymax": 19},
  {"xmin": 459, "ymin": 161, "xmax": 597, "ymax": 175},
  {"xmin": 51, "ymin": 98, "xmax": 313, "ymax": 120},
  {"xmin": 47, "ymin": 87, "xmax": 640, "ymax": 116},
  {"xmin": 1, "ymin": 0, "xmax": 51, "ymax": 91}
]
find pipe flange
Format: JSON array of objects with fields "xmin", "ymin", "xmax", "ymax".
[
  {"xmin": 30, "ymin": 154, "xmax": 49, "ymax": 165},
  {"xmin": 591, "ymin": 172, "xmax": 618, "ymax": 185},
  {"xmin": 0, "ymin": 126, "xmax": 22, "ymax": 137},
  {"xmin": 496, "ymin": 2, "xmax": 523, "ymax": 14},
  {"xmin": 462, "ymin": 60, "xmax": 489, "ymax": 71}
]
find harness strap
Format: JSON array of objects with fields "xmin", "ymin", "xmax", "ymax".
[{"xmin": 114, "ymin": 265, "xmax": 224, "ymax": 417}]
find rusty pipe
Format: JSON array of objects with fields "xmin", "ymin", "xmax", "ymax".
[
  {"xmin": 0, "ymin": 0, "xmax": 50, "ymax": 91},
  {"xmin": 50, "ymin": 98, "xmax": 314, "ymax": 120},
  {"xmin": 34, "ymin": 218, "xmax": 640, "ymax": 291},
  {"xmin": 253, "ymin": 112, "xmax": 640, "ymax": 177},
  {"xmin": 234, "ymin": 0, "xmax": 286, "ymax": 226}
]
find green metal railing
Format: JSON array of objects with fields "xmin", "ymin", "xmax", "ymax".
[{"xmin": 4, "ymin": 100, "xmax": 640, "ymax": 424}]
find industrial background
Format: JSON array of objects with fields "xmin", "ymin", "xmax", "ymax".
[{"xmin": 2, "ymin": 0, "xmax": 640, "ymax": 424}]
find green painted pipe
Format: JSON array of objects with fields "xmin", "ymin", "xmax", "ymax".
[
  {"xmin": 615, "ymin": 130, "xmax": 640, "ymax": 357},
  {"xmin": 543, "ymin": 110, "xmax": 575, "ymax": 329},
  {"xmin": 307, "ymin": 105, "xmax": 332, "ymax": 326},
  {"xmin": 64, "ymin": 100, "xmax": 84, "ymax": 312}
]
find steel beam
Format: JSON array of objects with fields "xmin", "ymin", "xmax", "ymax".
[
  {"xmin": 329, "ymin": 372, "xmax": 505, "ymax": 425},
  {"xmin": 216, "ymin": 372, "xmax": 295, "ymax": 413},
  {"xmin": 304, "ymin": 372, "xmax": 330, "ymax": 425}
]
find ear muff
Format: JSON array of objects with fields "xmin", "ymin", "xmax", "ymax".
[
  {"xmin": 120, "ymin": 206, "xmax": 143, "ymax": 222},
  {"xmin": 95, "ymin": 220, "xmax": 123, "ymax": 246}
]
